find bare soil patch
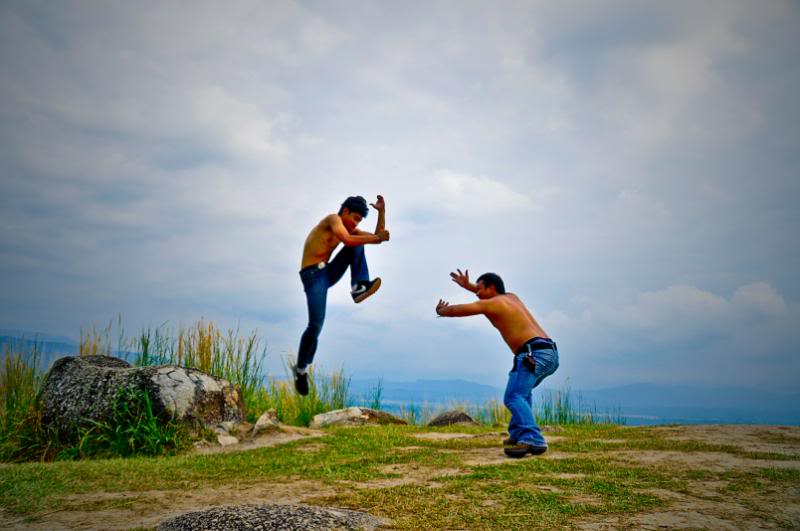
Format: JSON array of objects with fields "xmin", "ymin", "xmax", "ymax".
[
  {"xmin": 652, "ymin": 424, "xmax": 800, "ymax": 456},
  {"xmin": 193, "ymin": 426, "xmax": 325, "ymax": 455},
  {"xmin": 1, "ymin": 481, "xmax": 341, "ymax": 531}
]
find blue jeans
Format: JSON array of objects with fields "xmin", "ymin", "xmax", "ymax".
[
  {"xmin": 504, "ymin": 341, "xmax": 559, "ymax": 447},
  {"xmin": 297, "ymin": 245, "xmax": 370, "ymax": 369}
]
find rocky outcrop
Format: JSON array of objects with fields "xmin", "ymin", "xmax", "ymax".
[
  {"xmin": 39, "ymin": 355, "xmax": 244, "ymax": 438},
  {"xmin": 427, "ymin": 410, "xmax": 477, "ymax": 427},
  {"xmin": 310, "ymin": 407, "xmax": 406, "ymax": 428},
  {"xmin": 157, "ymin": 504, "xmax": 385, "ymax": 531}
]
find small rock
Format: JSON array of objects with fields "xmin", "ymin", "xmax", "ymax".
[
  {"xmin": 310, "ymin": 407, "xmax": 406, "ymax": 428},
  {"xmin": 252, "ymin": 409, "xmax": 280, "ymax": 436},
  {"xmin": 427, "ymin": 410, "xmax": 477, "ymax": 427},
  {"xmin": 217, "ymin": 435, "xmax": 239, "ymax": 447},
  {"xmin": 218, "ymin": 421, "xmax": 237, "ymax": 433}
]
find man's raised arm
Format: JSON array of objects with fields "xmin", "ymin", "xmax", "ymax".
[{"xmin": 370, "ymin": 195, "xmax": 386, "ymax": 234}]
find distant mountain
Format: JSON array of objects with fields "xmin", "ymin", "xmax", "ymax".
[
  {"xmin": 3, "ymin": 327, "xmax": 798, "ymax": 425},
  {"xmin": 350, "ymin": 378, "xmax": 503, "ymax": 406},
  {"xmin": 577, "ymin": 384, "xmax": 800, "ymax": 425},
  {"xmin": 0, "ymin": 331, "xmax": 79, "ymax": 369},
  {"xmin": 349, "ymin": 378, "xmax": 800, "ymax": 425}
]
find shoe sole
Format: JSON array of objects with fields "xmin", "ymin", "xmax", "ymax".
[
  {"xmin": 353, "ymin": 277, "xmax": 381, "ymax": 304},
  {"xmin": 503, "ymin": 445, "xmax": 548, "ymax": 458}
]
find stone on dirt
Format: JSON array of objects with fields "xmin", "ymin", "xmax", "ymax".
[
  {"xmin": 156, "ymin": 503, "xmax": 385, "ymax": 531},
  {"xmin": 252, "ymin": 409, "xmax": 280, "ymax": 435},
  {"xmin": 39, "ymin": 355, "xmax": 244, "ymax": 439},
  {"xmin": 310, "ymin": 407, "xmax": 406, "ymax": 428},
  {"xmin": 427, "ymin": 410, "xmax": 477, "ymax": 427}
]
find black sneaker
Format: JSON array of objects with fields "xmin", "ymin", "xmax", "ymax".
[
  {"xmin": 503, "ymin": 443, "xmax": 548, "ymax": 458},
  {"xmin": 294, "ymin": 369, "xmax": 309, "ymax": 396},
  {"xmin": 502, "ymin": 437, "xmax": 517, "ymax": 446},
  {"xmin": 351, "ymin": 278, "xmax": 381, "ymax": 304}
]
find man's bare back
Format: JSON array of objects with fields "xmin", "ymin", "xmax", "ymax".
[
  {"xmin": 480, "ymin": 293, "xmax": 549, "ymax": 353},
  {"xmin": 436, "ymin": 269, "xmax": 549, "ymax": 353}
]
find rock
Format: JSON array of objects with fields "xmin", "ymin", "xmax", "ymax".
[
  {"xmin": 218, "ymin": 421, "xmax": 237, "ymax": 433},
  {"xmin": 39, "ymin": 355, "xmax": 245, "ymax": 439},
  {"xmin": 157, "ymin": 503, "xmax": 385, "ymax": 531},
  {"xmin": 217, "ymin": 435, "xmax": 239, "ymax": 447},
  {"xmin": 359, "ymin": 407, "xmax": 407, "ymax": 425},
  {"xmin": 252, "ymin": 409, "xmax": 280, "ymax": 436},
  {"xmin": 310, "ymin": 407, "xmax": 406, "ymax": 428},
  {"xmin": 427, "ymin": 410, "xmax": 477, "ymax": 427}
]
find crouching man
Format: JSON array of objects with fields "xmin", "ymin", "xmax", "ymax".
[
  {"xmin": 294, "ymin": 195, "xmax": 390, "ymax": 395},
  {"xmin": 436, "ymin": 269, "xmax": 559, "ymax": 458}
]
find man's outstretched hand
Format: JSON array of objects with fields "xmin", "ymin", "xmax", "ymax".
[
  {"xmin": 450, "ymin": 268, "xmax": 470, "ymax": 289},
  {"xmin": 370, "ymin": 195, "xmax": 386, "ymax": 211},
  {"xmin": 436, "ymin": 299, "xmax": 450, "ymax": 317}
]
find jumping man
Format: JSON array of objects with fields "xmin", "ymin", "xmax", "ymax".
[
  {"xmin": 295, "ymin": 195, "xmax": 389, "ymax": 395},
  {"xmin": 436, "ymin": 269, "xmax": 559, "ymax": 458}
]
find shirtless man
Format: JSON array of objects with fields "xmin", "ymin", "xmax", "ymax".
[
  {"xmin": 436, "ymin": 269, "xmax": 559, "ymax": 457},
  {"xmin": 294, "ymin": 195, "xmax": 390, "ymax": 395}
]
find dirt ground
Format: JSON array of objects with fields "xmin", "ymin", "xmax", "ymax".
[{"xmin": 2, "ymin": 424, "xmax": 798, "ymax": 530}]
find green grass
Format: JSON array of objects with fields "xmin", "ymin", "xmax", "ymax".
[
  {"xmin": 56, "ymin": 387, "xmax": 192, "ymax": 460},
  {"xmin": 4, "ymin": 423, "xmax": 796, "ymax": 529}
]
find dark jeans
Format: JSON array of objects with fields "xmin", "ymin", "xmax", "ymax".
[
  {"xmin": 296, "ymin": 245, "xmax": 369, "ymax": 369},
  {"xmin": 504, "ymin": 340, "xmax": 559, "ymax": 447}
]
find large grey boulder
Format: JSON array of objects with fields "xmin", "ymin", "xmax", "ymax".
[
  {"xmin": 310, "ymin": 407, "xmax": 406, "ymax": 428},
  {"xmin": 427, "ymin": 410, "xmax": 477, "ymax": 427},
  {"xmin": 39, "ymin": 355, "xmax": 244, "ymax": 438}
]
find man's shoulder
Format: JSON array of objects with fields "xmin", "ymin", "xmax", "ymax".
[{"xmin": 316, "ymin": 213, "xmax": 340, "ymax": 229}]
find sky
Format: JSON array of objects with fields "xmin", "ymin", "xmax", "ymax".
[{"xmin": 1, "ymin": 1, "xmax": 798, "ymax": 392}]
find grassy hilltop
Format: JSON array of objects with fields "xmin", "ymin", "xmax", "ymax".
[{"xmin": 2, "ymin": 321, "xmax": 799, "ymax": 529}]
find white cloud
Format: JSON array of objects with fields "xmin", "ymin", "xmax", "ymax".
[
  {"xmin": 425, "ymin": 169, "xmax": 534, "ymax": 214},
  {"xmin": 1, "ymin": 2, "xmax": 798, "ymax": 394}
]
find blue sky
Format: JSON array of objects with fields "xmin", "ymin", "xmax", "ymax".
[{"xmin": 1, "ymin": 1, "xmax": 798, "ymax": 392}]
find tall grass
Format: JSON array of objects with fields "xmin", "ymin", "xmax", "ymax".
[
  {"xmin": 58, "ymin": 387, "xmax": 191, "ymax": 460},
  {"xmin": 0, "ymin": 342, "xmax": 49, "ymax": 461},
  {"xmin": 536, "ymin": 386, "xmax": 625, "ymax": 425},
  {"xmin": 250, "ymin": 363, "xmax": 352, "ymax": 426},
  {"xmin": 129, "ymin": 321, "xmax": 267, "ymax": 422},
  {"xmin": 395, "ymin": 387, "xmax": 622, "ymax": 427}
]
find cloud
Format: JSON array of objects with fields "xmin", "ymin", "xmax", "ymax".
[
  {"xmin": 424, "ymin": 169, "xmax": 534, "ymax": 214},
  {"xmin": 1, "ymin": 2, "xmax": 798, "ymax": 394}
]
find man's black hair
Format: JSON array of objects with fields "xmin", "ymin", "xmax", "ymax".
[
  {"xmin": 477, "ymin": 272, "xmax": 506, "ymax": 294},
  {"xmin": 338, "ymin": 196, "xmax": 369, "ymax": 217}
]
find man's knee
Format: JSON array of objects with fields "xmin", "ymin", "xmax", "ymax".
[
  {"xmin": 504, "ymin": 393, "xmax": 519, "ymax": 409},
  {"xmin": 305, "ymin": 318, "xmax": 324, "ymax": 336}
]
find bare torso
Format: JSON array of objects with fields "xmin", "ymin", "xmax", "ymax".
[
  {"xmin": 301, "ymin": 215, "xmax": 341, "ymax": 269},
  {"xmin": 483, "ymin": 293, "xmax": 550, "ymax": 353}
]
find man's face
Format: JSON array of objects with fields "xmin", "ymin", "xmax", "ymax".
[
  {"xmin": 341, "ymin": 209, "xmax": 363, "ymax": 232},
  {"xmin": 476, "ymin": 281, "xmax": 496, "ymax": 300}
]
